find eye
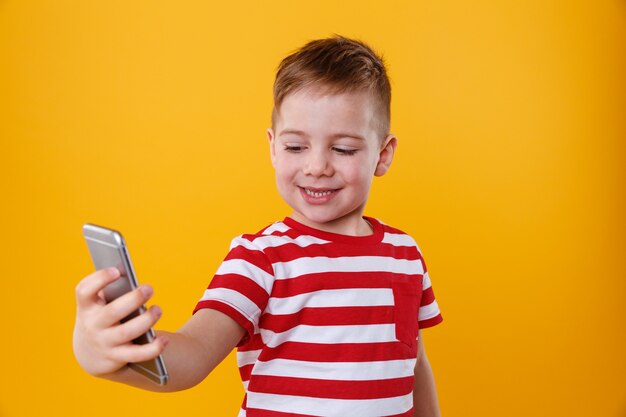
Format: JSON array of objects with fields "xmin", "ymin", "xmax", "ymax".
[
  {"xmin": 333, "ymin": 147, "xmax": 358, "ymax": 156},
  {"xmin": 284, "ymin": 145, "xmax": 305, "ymax": 153}
]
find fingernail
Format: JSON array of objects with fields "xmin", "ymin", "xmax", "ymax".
[
  {"xmin": 152, "ymin": 305, "xmax": 162, "ymax": 318},
  {"xmin": 140, "ymin": 285, "xmax": 154, "ymax": 298},
  {"xmin": 107, "ymin": 267, "xmax": 120, "ymax": 278}
]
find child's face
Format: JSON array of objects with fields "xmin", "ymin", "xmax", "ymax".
[{"xmin": 268, "ymin": 87, "xmax": 396, "ymax": 235}]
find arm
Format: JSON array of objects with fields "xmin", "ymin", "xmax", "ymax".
[
  {"xmin": 73, "ymin": 268, "xmax": 245, "ymax": 392},
  {"xmin": 413, "ymin": 330, "xmax": 441, "ymax": 417}
]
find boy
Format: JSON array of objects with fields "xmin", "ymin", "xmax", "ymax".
[{"xmin": 73, "ymin": 36, "xmax": 443, "ymax": 417}]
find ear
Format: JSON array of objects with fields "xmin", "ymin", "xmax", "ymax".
[
  {"xmin": 267, "ymin": 128, "xmax": 277, "ymax": 168},
  {"xmin": 374, "ymin": 134, "xmax": 397, "ymax": 177}
]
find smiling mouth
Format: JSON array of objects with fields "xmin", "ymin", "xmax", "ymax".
[{"xmin": 300, "ymin": 187, "xmax": 338, "ymax": 198}]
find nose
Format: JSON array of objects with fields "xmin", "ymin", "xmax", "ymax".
[{"xmin": 303, "ymin": 149, "xmax": 333, "ymax": 177}]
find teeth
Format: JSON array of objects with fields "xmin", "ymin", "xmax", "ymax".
[{"xmin": 304, "ymin": 188, "xmax": 334, "ymax": 198}]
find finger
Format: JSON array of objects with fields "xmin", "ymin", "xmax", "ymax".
[
  {"xmin": 112, "ymin": 335, "xmax": 169, "ymax": 364},
  {"xmin": 107, "ymin": 305, "xmax": 163, "ymax": 345},
  {"xmin": 75, "ymin": 268, "xmax": 120, "ymax": 309},
  {"xmin": 100, "ymin": 285, "xmax": 154, "ymax": 327}
]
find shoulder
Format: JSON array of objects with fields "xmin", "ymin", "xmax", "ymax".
[
  {"xmin": 373, "ymin": 218, "xmax": 421, "ymax": 250},
  {"xmin": 227, "ymin": 220, "xmax": 297, "ymax": 252}
]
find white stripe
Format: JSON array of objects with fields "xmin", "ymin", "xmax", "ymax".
[
  {"xmin": 419, "ymin": 300, "xmax": 440, "ymax": 321},
  {"xmin": 199, "ymin": 288, "xmax": 261, "ymax": 332},
  {"xmin": 260, "ymin": 324, "xmax": 396, "ymax": 348},
  {"xmin": 233, "ymin": 233, "xmax": 330, "ymax": 251},
  {"xmin": 215, "ymin": 259, "xmax": 274, "ymax": 294},
  {"xmin": 237, "ymin": 349, "xmax": 262, "ymax": 367},
  {"xmin": 229, "ymin": 235, "xmax": 245, "ymax": 251},
  {"xmin": 266, "ymin": 288, "xmax": 393, "ymax": 315},
  {"xmin": 272, "ymin": 256, "xmax": 424, "ymax": 280},
  {"xmin": 423, "ymin": 271, "xmax": 432, "ymax": 290},
  {"xmin": 381, "ymin": 232, "xmax": 417, "ymax": 247},
  {"xmin": 262, "ymin": 222, "xmax": 289, "ymax": 234},
  {"xmin": 246, "ymin": 392, "xmax": 413, "ymax": 417},
  {"xmin": 251, "ymin": 358, "xmax": 416, "ymax": 381}
]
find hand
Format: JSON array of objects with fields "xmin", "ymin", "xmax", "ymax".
[{"xmin": 72, "ymin": 267, "xmax": 169, "ymax": 378}]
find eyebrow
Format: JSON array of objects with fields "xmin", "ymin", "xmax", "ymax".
[{"xmin": 278, "ymin": 129, "xmax": 365, "ymax": 141}]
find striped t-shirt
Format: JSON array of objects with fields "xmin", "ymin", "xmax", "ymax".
[{"xmin": 194, "ymin": 217, "xmax": 443, "ymax": 417}]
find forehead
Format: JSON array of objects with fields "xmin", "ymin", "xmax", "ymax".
[{"xmin": 275, "ymin": 87, "xmax": 379, "ymax": 138}]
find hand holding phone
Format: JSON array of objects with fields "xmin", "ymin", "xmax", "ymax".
[{"xmin": 74, "ymin": 224, "xmax": 169, "ymax": 385}]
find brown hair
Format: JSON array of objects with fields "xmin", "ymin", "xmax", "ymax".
[{"xmin": 272, "ymin": 35, "xmax": 391, "ymax": 138}]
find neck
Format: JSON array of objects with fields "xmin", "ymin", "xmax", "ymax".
[{"xmin": 290, "ymin": 212, "xmax": 373, "ymax": 236}]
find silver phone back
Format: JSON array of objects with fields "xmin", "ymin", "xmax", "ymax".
[
  {"xmin": 83, "ymin": 224, "xmax": 137, "ymax": 303},
  {"xmin": 82, "ymin": 224, "xmax": 168, "ymax": 385}
]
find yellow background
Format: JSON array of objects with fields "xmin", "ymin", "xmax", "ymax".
[{"xmin": 1, "ymin": 1, "xmax": 624, "ymax": 416}]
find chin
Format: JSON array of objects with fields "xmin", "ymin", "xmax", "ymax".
[
  {"xmin": 301, "ymin": 207, "xmax": 359, "ymax": 226},
  {"xmin": 300, "ymin": 212, "xmax": 336, "ymax": 225}
]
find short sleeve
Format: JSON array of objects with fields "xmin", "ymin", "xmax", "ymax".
[
  {"xmin": 417, "ymin": 254, "xmax": 443, "ymax": 329},
  {"xmin": 194, "ymin": 236, "xmax": 275, "ymax": 344}
]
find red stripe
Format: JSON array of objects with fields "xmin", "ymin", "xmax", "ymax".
[
  {"xmin": 244, "ymin": 406, "xmax": 413, "ymax": 417},
  {"xmin": 244, "ymin": 409, "xmax": 316, "ymax": 417},
  {"xmin": 224, "ymin": 245, "xmax": 274, "ymax": 275},
  {"xmin": 257, "ymin": 341, "xmax": 416, "ymax": 363},
  {"xmin": 420, "ymin": 286, "xmax": 436, "ymax": 306},
  {"xmin": 240, "ymin": 363, "xmax": 253, "ymax": 382},
  {"xmin": 271, "ymin": 271, "xmax": 421, "ymax": 298},
  {"xmin": 209, "ymin": 274, "xmax": 269, "ymax": 310},
  {"xmin": 261, "ymin": 306, "xmax": 394, "ymax": 333},
  {"xmin": 419, "ymin": 314, "xmax": 443, "ymax": 329},
  {"xmin": 248, "ymin": 375, "xmax": 414, "ymax": 400},
  {"xmin": 261, "ymin": 241, "xmax": 420, "ymax": 263}
]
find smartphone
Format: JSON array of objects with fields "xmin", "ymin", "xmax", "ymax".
[{"xmin": 82, "ymin": 224, "xmax": 168, "ymax": 385}]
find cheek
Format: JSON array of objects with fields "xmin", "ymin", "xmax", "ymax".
[
  {"xmin": 274, "ymin": 170, "xmax": 291, "ymax": 198},
  {"xmin": 340, "ymin": 161, "xmax": 373, "ymax": 186},
  {"xmin": 274, "ymin": 159, "xmax": 297, "ymax": 183}
]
